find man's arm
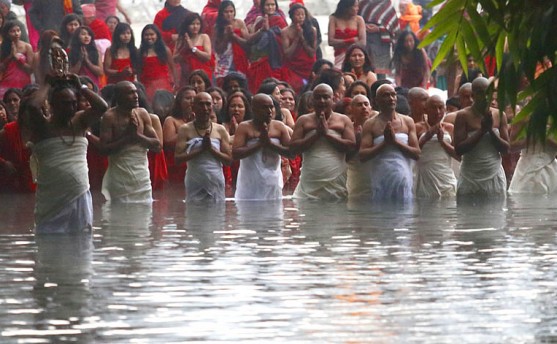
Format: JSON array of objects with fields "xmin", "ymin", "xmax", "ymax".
[
  {"xmin": 263, "ymin": 122, "xmax": 292, "ymax": 157},
  {"xmin": 99, "ymin": 112, "xmax": 133, "ymax": 155},
  {"xmin": 289, "ymin": 115, "xmax": 320, "ymax": 153},
  {"xmin": 453, "ymin": 112, "xmax": 485, "ymax": 156},
  {"xmin": 174, "ymin": 125, "xmax": 203, "ymax": 164},
  {"xmin": 208, "ymin": 126, "xmax": 233, "ymax": 165},
  {"xmin": 489, "ymin": 110, "xmax": 510, "ymax": 154},
  {"xmin": 359, "ymin": 119, "xmax": 386, "ymax": 162},
  {"xmin": 232, "ymin": 122, "xmax": 262, "ymax": 160},
  {"xmin": 393, "ymin": 117, "xmax": 421, "ymax": 160},
  {"xmin": 136, "ymin": 109, "xmax": 162, "ymax": 152},
  {"xmin": 75, "ymin": 86, "xmax": 109, "ymax": 131},
  {"xmin": 323, "ymin": 116, "xmax": 357, "ymax": 152}
]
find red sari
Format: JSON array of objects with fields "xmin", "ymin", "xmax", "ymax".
[
  {"xmin": 87, "ymin": 144, "xmax": 107, "ymax": 190},
  {"xmin": 148, "ymin": 150, "xmax": 168, "ymax": 190},
  {"xmin": 107, "ymin": 57, "xmax": 135, "ymax": 84},
  {"xmin": 178, "ymin": 46, "xmax": 215, "ymax": 87},
  {"xmin": 140, "ymin": 55, "xmax": 173, "ymax": 102},
  {"xmin": 283, "ymin": 41, "xmax": 316, "ymax": 93},
  {"xmin": 333, "ymin": 28, "xmax": 358, "ymax": 68},
  {"xmin": 0, "ymin": 122, "xmax": 35, "ymax": 192},
  {"xmin": 164, "ymin": 149, "xmax": 187, "ymax": 184}
]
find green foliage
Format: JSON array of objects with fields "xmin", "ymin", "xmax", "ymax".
[{"xmin": 421, "ymin": 0, "xmax": 557, "ymax": 142}]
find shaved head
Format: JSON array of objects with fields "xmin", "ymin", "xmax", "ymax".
[
  {"xmin": 472, "ymin": 77, "xmax": 490, "ymax": 95},
  {"xmin": 313, "ymin": 83, "xmax": 333, "ymax": 94}
]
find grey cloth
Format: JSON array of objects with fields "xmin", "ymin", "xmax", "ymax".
[
  {"xmin": 29, "ymin": 0, "xmax": 83, "ymax": 32},
  {"xmin": 6, "ymin": 11, "xmax": 29, "ymax": 43}
]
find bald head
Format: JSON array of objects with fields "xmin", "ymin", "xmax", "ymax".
[
  {"xmin": 408, "ymin": 87, "xmax": 428, "ymax": 101},
  {"xmin": 192, "ymin": 92, "xmax": 213, "ymax": 120},
  {"xmin": 252, "ymin": 93, "xmax": 273, "ymax": 105},
  {"xmin": 425, "ymin": 95, "xmax": 445, "ymax": 123},
  {"xmin": 472, "ymin": 77, "xmax": 490, "ymax": 95},
  {"xmin": 351, "ymin": 94, "xmax": 369, "ymax": 105},
  {"xmin": 376, "ymin": 84, "xmax": 397, "ymax": 112},
  {"xmin": 252, "ymin": 93, "xmax": 274, "ymax": 122},
  {"xmin": 114, "ymin": 81, "xmax": 138, "ymax": 108},
  {"xmin": 313, "ymin": 83, "xmax": 333, "ymax": 94},
  {"xmin": 458, "ymin": 82, "xmax": 473, "ymax": 108}
]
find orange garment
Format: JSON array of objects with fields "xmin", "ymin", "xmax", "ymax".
[{"xmin": 399, "ymin": 3, "xmax": 422, "ymax": 34}]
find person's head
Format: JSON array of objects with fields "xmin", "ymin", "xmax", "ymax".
[
  {"xmin": 0, "ymin": 11, "xmax": 5, "ymax": 30},
  {"xmin": 332, "ymin": 0, "xmax": 358, "ymax": 18},
  {"xmin": 312, "ymin": 69, "xmax": 345, "ymax": 102},
  {"xmin": 297, "ymin": 90, "xmax": 313, "ymax": 115},
  {"xmin": 49, "ymin": 84, "xmax": 79, "ymax": 123},
  {"xmin": 260, "ymin": 0, "xmax": 279, "ymax": 16},
  {"xmin": 0, "ymin": 100, "xmax": 7, "ymax": 123},
  {"xmin": 189, "ymin": 70, "xmax": 211, "ymax": 93},
  {"xmin": 446, "ymin": 96, "xmax": 460, "ymax": 113},
  {"xmin": 2, "ymin": 21, "xmax": 21, "ymax": 44},
  {"xmin": 252, "ymin": 94, "xmax": 274, "ymax": 125},
  {"xmin": 179, "ymin": 12, "xmax": 203, "ymax": 37},
  {"xmin": 79, "ymin": 75, "xmax": 98, "ymax": 93},
  {"xmin": 114, "ymin": 81, "xmax": 139, "ymax": 109},
  {"xmin": 466, "ymin": 54, "xmax": 476, "ymax": 70},
  {"xmin": 105, "ymin": 15, "xmax": 120, "ymax": 34},
  {"xmin": 60, "ymin": 14, "xmax": 82, "ymax": 45},
  {"xmin": 342, "ymin": 72, "xmax": 356, "ymax": 88},
  {"xmin": 192, "ymin": 92, "xmax": 213, "ymax": 124},
  {"xmin": 141, "ymin": 24, "xmax": 162, "ymax": 47},
  {"xmin": 343, "ymin": 44, "xmax": 374, "ymax": 73},
  {"xmin": 350, "ymin": 94, "xmax": 372, "ymax": 123},
  {"xmin": 167, "ymin": 0, "xmax": 182, "ymax": 6},
  {"xmin": 407, "ymin": 87, "xmax": 428, "ymax": 117},
  {"xmin": 139, "ymin": 24, "xmax": 168, "ymax": 66},
  {"xmin": 0, "ymin": 0, "xmax": 10, "ymax": 16},
  {"xmin": 81, "ymin": 4, "xmax": 96, "ymax": 25},
  {"xmin": 312, "ymin": 83, "xmax": 334, "ymax": 114},
  {"xmin": 345, "ymin": 80, "xmax": 370, "ymax": 98},
  {"xmin": 471, "ymin": 77, "xmax": 490, "ymax": 110},
  {"xmin": 3, "ymin": 88, "xmax": 21, "ymax": 117},
  {"xmin": 222, "ymin": 72, "xmax": 249, "ymax": 94},
  {"xmin": 289, "ymin": 3, "xmax": 307, "ymax": 25},
  {"xmin": 172, "ymin": 86, "xmax": 197, "ymax": 119},
  {"xmin": 113, "ymin": 22, "xmax": 135, "ymax": 48},
  {"xmin": 258, "ymin": 82, "xmax": 281, "ymax": 101},
  {"xmin": 425, "ymin": 95, "xmax": 446, "ymax": 125},
  {"xmin": 310, "ymin": 59, "xmax": 333, "ymax": 80},
  {"xmin": 73, "ymin": 26, "xmax": 95, "ymax": 47},
  {"xmin": 152, "ymin": 90, "xmax": 175, "ymax": 120},
  {"xmin": 376, "ymin": 84, "xmax": 397, "ymax": 113},
  {"xmin": 225, "ymin": 92, "xmax": 252, "ymax": 123},
  {"xmin": 458, "ymin": 82, "xmax": 473, "ymax": 108},
  {"xmin": 207, "ymin": 86, "xmax": 226, "ymax": 114},
  {"xmin": 280, "ymin": 88, "xmax": 296, "ymax": 112},
  {"xmin": 369, "ymin": 79, "xmax": 393, "ymax": 103},
  {"xmin": 216, "ymin": 0, "xmax": 236, "ymax": 31},
  {"xmin": 38, "ymin": 30, "xmax": 60, "ymax": 52}
]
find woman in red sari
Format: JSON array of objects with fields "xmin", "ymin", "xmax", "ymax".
[
  {"xmin": 213, "ymin": 1, "xmax": 250, "ymax": 86},
  {"xmin": 246, "ymin": 0, "xmax": 287, "ymax": 93},
  {"xmin": 103, "ymin": 23, "xmax": 138, "ymax": 85},
  {"xmin": 328, "ymin": 0, "xmax": 366, "ymax": 68},
  {"xmin": 173, "ymin": 12, "xmax": 214, "ymax": 88},
  {"xmin": 281, "ymin": 4, "xmax": 316, "ymax": 93}
]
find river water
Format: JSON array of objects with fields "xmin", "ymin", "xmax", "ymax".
[{"xmin": 1, "ymin": 189, "xmax": 557, "ymax": 343}]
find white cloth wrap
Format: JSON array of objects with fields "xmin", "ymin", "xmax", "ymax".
[
  {"xmin": 508, "ymin": 147, "xmax": 557, "ymax": 194},
  {"xmin": 415, "ymin": 133, "xmax": 457, "ymax": 197},
  {"xmin": 235, "ymin": 138, "xmax": 283, "ymax": 201},
  {"xmin": 370, "ymin": 133, "xmax": 414, "ymax": 201},
  {"xmin": 184, "ymin": 137, "xmax": 225, "ymax": 202},
  {"xmin": 33, "ymin": 137, "xmax": 92, "ymax": 233},
  {"xmin": 102, "ymin": 144, "xmax": 152, "ymax": 203},
  {"xmin": 457, "ymin": 130, "xmax": 506, "ymax": 196},
  {"xmin": 347, "ymin": 153, "xmax": 373, "ymax": 200},
  {"xmin": 294, "ymin": 130, "xmax": 348, "ymax": 200}
]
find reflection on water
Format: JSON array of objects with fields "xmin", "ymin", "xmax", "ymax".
[{"xmin": 2, "ymin": 191, "xmax": 557, "ymax": 342}]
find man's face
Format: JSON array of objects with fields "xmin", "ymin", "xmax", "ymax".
[
  {"xmin": 252, "ymin": 96, "xmax": 274, "ymax": 124},
  {"xmin": 0, "ymin": 3, "xmax": 9, "ymax": 16},
  {"xmin": 409, "ymin": 92, "xmax": 428, "ymax": 115},
  {"xmin": 425, "ymin": 98, "xmax": 445, "ymax": 124},
  {"xmin": 4, "ymin": 93, "xmax": 20, "ymax": 115},
  {"xmin": 376, "ymin": 86, "xmax": 397, "ymax": 112},
  {"xmin": 351, "ymin": 96, "xmax": 372, "ymax": 122},
  {"xmin": 313, "ymin": 87, "xmax": 333, "ymax": 113},
  {"xmin": 193, "ymin": 93, "xmax": 213, "ymax": 122},
  {"xmin": 52, "ymin": 88, "xmax": 78, "ymax": 117},
  {"xmin": 459, "ymin": 88, "xmax": 473, "ymax": 108},
  {"xmin": 119, "ymin": 83, "xmax": 139, "ymax": 109}
]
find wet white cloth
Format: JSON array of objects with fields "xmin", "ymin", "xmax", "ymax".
[
  {"xmin": 32, "ymin": 136, "xmax": 92, "ymax": 233},
  {"xmin": 347, "ymin": 153, "xmax": 372, "ymax": 199},
  {"xmin": 293, "ymin": 130, "xmax": 348, "ymax": 200},
  {"xmin": 457, "ymin": 130, "xmax": 506, "ymax": 196},
  {"xmin": 415, "ymin": 132, "xmax": 457, "ymax": 197},
  {"xmin": 508, "ymin": 147, "xmax": 557, "ymax": 194},
  {"xmin": 235, "ymin": 138, "xmax": 283, "ymax": 201},
  {"xmin": 370, "ymin": 133, "xmax": 414, "ymax": 200},
  {"xmin": 184, "ymin": 137, "xmax": 225, "ymax": 202},
  {"xmin": 102, "ymin": 144, "xmax": 152, "ymax": 203}
]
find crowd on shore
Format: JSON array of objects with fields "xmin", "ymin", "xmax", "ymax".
[{"xmin": 0, "ymin": 0, "xmax": 554, "ymax": 234}]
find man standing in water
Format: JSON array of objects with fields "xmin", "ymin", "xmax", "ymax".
[
  {"xmin": 291, "ymin": 83, "xmax": 356, "ymax": 200},
  {"xmin": 100, "ymin": 81, "xmax": 161, "ymax": 202},
  {"xmin": 174, "ymin": 92, "xmax": 232, "ymax": 202},
  {"xmin": 233, "ymin": 94, "xmax": 291, "ymax": 200},
  {"xmin": 26, "ymin": 75, "xmax": 108, "ymax": 233},
  {"xmin": 359, "ymin": 83, "xmax": 420, "ymax": 200},
  {"xmin": 454, "ymin": 77, "xmax": 509, "ymax": 196}
]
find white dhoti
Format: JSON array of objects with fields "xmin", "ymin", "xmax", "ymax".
[
  {"xmin": 370, "ymin": 133, "xmax": 414, "ymax": 201},
  {"xmin": 102, "ymin": 144, "xmax": 152, "ymax": 203},
  {"xmin": 33, "ymin": 137, "xmax": 92, "ymax": 234},
  {"xmin": 457, "ymin": 130, "xmax": 506, "ymax": 196},
  {"xmin": 347, "ymin": 153, "xmax": 372, "ymax": 200},
  {"xmin": 415, "ymin": 133, "xmax": 457, "ymax": 198},
  {"xmin": 508, "ymin": 148, "xmax": 557, "ymax": 194},
  {"xmin": 294, "ymin": 131, "xmax": 348, "ymax": 200},
  {"xmin": 184, "ymin": 138, "xmax": 225, "ymax": 202},
  {"xmin": 235, "ymin": 138, "xmax": 283, "ymax": 201}
]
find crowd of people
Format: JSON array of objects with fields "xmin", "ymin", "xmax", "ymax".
[{"xmin": 0, "ymin": 0, "xmax": 555, "ymax": 235}]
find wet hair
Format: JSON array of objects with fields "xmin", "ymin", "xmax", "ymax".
[
  {"xmin": 395, "ymin": 94, "xmax": 410, "ymax": 115},
  {"xmin": 79, "ymin": 75, "xmax": 98, "ymax": 93},
  {"xmin": 69, "ymin": 26, "xmax": 99, "ymax": 67},
  {"xmin": 133, "ymin": 81, "xmax": 152, "ymax": 112},
  {"xmin": 100, "ymin": 84, "xmax": 115, "ymax": 105},
  {"xmin": 260, "ymin": 0, "xmax": 279, "ymax": 16},
  {"xmin": 332, "ymin": 0, "xmax": 356, "ymax": 18},
  {"xmin": 222, "ymin": 72, "xmax": 250, "ymax": 96},
  {"xmin": 59, "ymin": 13, "xmax": 82, "ymax": 48},
  {"xmin": 288, "ymin": 4, "xmax": 315, "ymax": 47},
  {"xmin": 22, "ymin": 84, "xmax": 39, "ymax": 98},
  {"xmin": 392, "ymin": 31, "xmax": 427, "ymax": 71},
  {"xmin": 223, "ymin": 91, "xmax": 252, "ymax": 123},
  {"xmin": 170, "ymin": 86, "xmax": 197, "ymax": 119},
  {"xmin": 0, "ymin": 22, "xmax": 21, "ymax": 61},
  {"xmin": 296, "ymin": 90, "xmax": 313, "ymax": 115},
  {"xmin": 110, "ymin": 23, "xmax": 139, "ymax": 72},
  {"xmin": 105, "ymin": 15, "xmax": 120, "ymax": 26},
  {"xmin": 179, "ymin": 12, "xmax": 204, "ymax": 36},
  {"xmin": 311, "ymin": 68, "xmax": 343, "ymax": 93},
  {"xmin": 312, "ymin": 59, "xmax": 334, "ymax": 75},
  {"xmin": 152, "ymin": 89, "xmax": 175, "ymax": 120},
  {"xmin": 215, "ymin": 1, "xmax": 235, "ymax": 40},
  {"xmin": 207, "ymin": 86, "xmax": 227, "ymax": 123},
  {"xmin": 3, "ymin": 87, "xmax": 22, "ymax": 104},
  {"xmin": 342, "ymin": 44, "xmax": 374, "ymax": 74},
  {"xmin": 446, "ymin": 96, "xmax": 460, "ymax": 110},
  {"xmin": 345, "ymin": 80, "xmax": 371, "ymax": 98},
  {"xmin": 189, "ymin": 69, "xmax": 212, "ymax": 91},
  {"xmin": 257, "ymin": 82, "xmax": 283, "ymax": 121},
  {"xmin": 138, "ymin": 24, "xmax": 168, "ymax": 73}
]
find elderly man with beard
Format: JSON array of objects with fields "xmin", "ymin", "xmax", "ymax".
[
  {"xmin": 232, "ymin": 94, "xmax": 291, "ymax": 201},
  {"xmin": 175, "ymin": 92, "xmax": 232, "ymax": 202}
]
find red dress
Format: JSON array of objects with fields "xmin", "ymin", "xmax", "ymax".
[
  {"xmin": 178, "ymin": 46, "xmax": 215, "ymax": 87},
  {"xmin": 107, "ymin": 57, "xmax": 134, "ymax": 84},
  {"xmin": 201, "ymin": 0, "xmax": 221, "ymax": 38},
  {"xmin": 333, "ymin": 28, "xmax": 358, "ymax": 68},
  {"xmin": 283, "ymin": 41, "xmax": 316, "ymax": 93},
  {"xmin": 164, "ymin": 149, "xmax": 187, "ymax": 184},
  {"xmin": 139, "ymin": 55, "xmax": 173, "ymax": 102},
  {"xmin": 86, "ymin": 144, "xmax": 107, "ymax": 190},
  {"xmin": 148, "ymin": 150, "xmax": 168, "ymax": 190},
  {"xmin": 0, "ymin": 122, "xmax": 35, "ymax": 192}
]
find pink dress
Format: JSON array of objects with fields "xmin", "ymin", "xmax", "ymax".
[{"xmin": 0, "ymin": 54, "xmax": 31, "ymax": 98}]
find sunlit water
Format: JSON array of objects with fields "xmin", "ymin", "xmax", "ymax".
[{"xmin": 2, "ymin": 188, "xmax": 557, "ymax": 343}]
